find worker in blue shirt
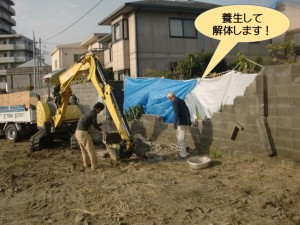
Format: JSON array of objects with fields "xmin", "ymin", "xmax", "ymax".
[{"xmin": 167, "ymin": 91, "xmax": 191, "ymax": 159}]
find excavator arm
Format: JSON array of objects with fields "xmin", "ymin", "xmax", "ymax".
[{"xmin": 31, "ymin": 53, "xmax": 133, "ymax": 155}]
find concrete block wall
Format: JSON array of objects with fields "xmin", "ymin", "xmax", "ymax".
[
  {"xmin": 131, "ymin": 114, "xmax": 212, "ymax": 154},
  {"xmin": 264, "ymin": 64, "xmax": 300, "ymax": 161},
  {"xmin": 131, "ymin": 64, "xmax": 300, "ymax": 162}
]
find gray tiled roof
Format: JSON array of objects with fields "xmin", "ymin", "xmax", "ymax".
[
  {"xmin": 99, "ymin": 0, "xmax": 220, "ymax": 25},
  {"xmin": 17, "ymin": 59, "xmax": 49, "ymax": 68},
  {"xmin": 126, "ymin": 0, "xmax": 219, "ymax": 9}
]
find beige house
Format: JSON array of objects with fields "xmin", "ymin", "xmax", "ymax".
[
  {"xmin": 98, "ymin": 0, "xmax": 271, "ymax": 79},
  {"xmin": 81, "ymin": 33, "xmax": 110, "ymax": 66},
  {"xmin": 50, "ymin": 43, "xmax": 86, "ymax": 71},
  {"xmin": 50, "ymin": 33, "xmax": 110, "ymax": 71}
]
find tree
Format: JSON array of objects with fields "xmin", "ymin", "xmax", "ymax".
[
  {"xmin": 143, "ymin": 51, "xmax": 229, "ymax": 79},
  {"xmin": 174, "ymin": 51, "xmax": 228, "ymax": 79},
  {"xmin": 266, "ymin": 39, "xmax": 299, "ymax": 64},
  {"xmin": 234, "ymin": 52, "xmax": 263, "ymax": 74}
]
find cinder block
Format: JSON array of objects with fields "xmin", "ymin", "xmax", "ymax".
[
  {"xmin": 291, "ymin": 118, "xmax": 300, "ymax": 129},
  {"xmin": 244, "ymin": 83, "xmax": 257, "ymax": 96},
  {"xmin": 246, "ymin": 105, "xmax": 258, "ymax": 115},
  {"xmin": 292, "ymin": 129, "xmax": 300, "ymax": 140},
  {"xmin": 291, "ymin": 150, "xmax": 300, "ymax": 162},
  {"xmin": 275, "ymin": 74, "xmax": 292, "ymax": 86},
  {"xmin": 275, "ymin": 96, "xmax": 292, "ymax": 106},
  {"xmin": 140, "ymin": 114, "xmax": 162, "ymax": 123},
  {"xmin": 212, "ymin": 112, "xmax": 234, "ymax": 122},
  {"xmin": 221, "ymin": 139, "xmax": 245, "ymax": 151},
  {"xmin": 212, "ymin": 129, "xmax": 221, "ymax": 139},
  {"xmin": 292, "ymin": 139, "xmax": 300, "ymax": 151},
  {"xmin": 274, "ymin": 117, "xmax": 292, "ymax": 129},
  {"xmin": 291, "ymin": 64, "xmax": 300, "ymax": 73},
  {"xmin": 292, "ymin": 106, "xmax": 300, "ymax": 118},
  {"xmin": 211, "ymin": 120, "xmax": 227, "ymax": 130},
  {"xmin": 222, "ymin": 104, "xmax": 234, "ymax": 113},
  {"xmin": 275, "ymin": 86, "xmax": 292, "ymax": 97},
  {"xmin": 266, "ymin": 64, "xmax": 290, "ymax": 75},
  {"xmin": 234, "ymin": 103, "xmax": 246, "ymax": 115},
  {"xmin": 237, "ymin": 133, "xmax": 261, "ymax": 144},
  {"xmin": 244, "ymin": 114, "xmax": 258, "ymax": 125},
  {"xmin": 222, "ymin": 129, "xmax": 233, "ymax": 140},
  {"xmin": 234, "ymin": 114, "xmax": 246, "ymax": 123},
  {"xmin": 245, "ymin": 96, "xmax": 259, "ymax": 114},
  {"xmin": 234, "ymin": 96, "xmax": 246, "ymax": 105},
  {"xmin": 248, "ymin": 143, "xmax": 266, "ymax": 154},
  {"xmin": 275, "ymin": 105, "xmax": 292, "ymax": 117},
  {"xmin": 276, "ymin": 148, "xmax": 291, "ymax": 160},
  {"xmin": 275, "ymin": 128, "xmax": 292, "ymax": 139},
  {"xmin": 211, "ymin": 138, "xmax": 221, "ymax": 147},
  {"xmin": 274, "ymin": 137, "xmax": 292, "ymax": 150},
  {"xmin": 244, "ymin": 124, "xmax": 258, "ymax": 133},
  {"xmin": 292, "ymin": 97, "xmax": 300, "ymax": 106},
  {"xmin": 291, "ymin": 85, "xmax": 300, "ymax": 97},
  {"xmin": 255, "ymin": 75, "xmax": 264, "ymax": 96}
]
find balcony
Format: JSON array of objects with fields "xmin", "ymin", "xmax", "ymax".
[
  {"xmin": 0, "ymin": 23, "xmax": 15, "ymax": 34},
  {"xmin": 0, "ymin": 43, "xmax": 32, "ymax": 51},
  {"xmin": 0, "ymin": 56, "xmax": 27, "ymax": 63},
  {"xmin": 0, "ymin": 1, "xmax": 15, "ymax": 16},
  {"xmin": 0, "ymin": 13, "xmax": 16, "ymax": 26}
]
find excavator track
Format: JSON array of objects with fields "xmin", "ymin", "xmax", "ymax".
[{"xmin": 29, "ymin": 130, "xmax": 49, "ymax": 151}]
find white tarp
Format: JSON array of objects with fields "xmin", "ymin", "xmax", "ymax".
[{"xmin": 185, "ymin": 70, "xmax": 258, "ymax": 121}]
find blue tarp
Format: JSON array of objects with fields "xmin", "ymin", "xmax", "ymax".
[{"xmin": 124, "ymin": 77, "xmax": 197, "ymax": 123}]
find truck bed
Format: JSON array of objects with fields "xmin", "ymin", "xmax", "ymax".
[{"xmin": 0, "ymin": 105, "xmax": 36, "ymax": 123}]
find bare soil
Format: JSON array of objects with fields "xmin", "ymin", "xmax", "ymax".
[{"xmin": 0, "ymin": 138, "xmax": 300, "ymax": 225}]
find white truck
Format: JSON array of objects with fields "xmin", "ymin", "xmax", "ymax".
[{"xmin": 0, "ymin": 105, "xmax": 37, "ymax": 141}]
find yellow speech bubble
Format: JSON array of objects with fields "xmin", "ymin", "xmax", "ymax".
[{"xmin": 195, "ymin": 5, "xmax": 290, "ymax": 79}]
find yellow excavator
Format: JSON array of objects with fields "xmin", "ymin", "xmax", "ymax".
[{"xmin": 30, "ymin": 52, "xmax": 133, "ymax": 160}]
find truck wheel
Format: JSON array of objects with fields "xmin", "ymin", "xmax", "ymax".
[{"xmin": 5, "ymin": 124, "xmax": 19, "ymax": 142}]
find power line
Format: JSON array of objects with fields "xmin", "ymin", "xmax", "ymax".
[{"xmin": 42, "ymin": 0, "xmax": 105, "ymax": 42}]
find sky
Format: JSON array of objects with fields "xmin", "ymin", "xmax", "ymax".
[{"xmin": 13, "ymin": 0, "xmax": 295, "ymax": 64}]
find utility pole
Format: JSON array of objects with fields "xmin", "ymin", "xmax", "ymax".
[
  {"xmin": 33, "ymin": 31, "xmax": 36, "ymax": 90},
  {"xmin": 38, "ymin": 37, "xmax": 42, "ymax": 89}
]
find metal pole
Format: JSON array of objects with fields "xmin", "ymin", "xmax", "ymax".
[
  {"xmin": 33, "ymin": 31, "xmax": 36, "ymax": 89},
  {"xmin": 39, "ymin": 37, "xmax": 42, "ymax": 89}
]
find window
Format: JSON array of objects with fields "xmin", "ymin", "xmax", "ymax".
[
  {"xmin": 74, "ymin": 54, "xmax": 82, "ymax": 62},
  {"xmin": 112, "ymin": 20, "xmax": 128, "ymax": 42},
  {"xmin": 169, "ymin": 18, "xmax": 197, "ymax": 38}
]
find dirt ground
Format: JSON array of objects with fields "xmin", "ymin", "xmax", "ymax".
[{"xmin": 0, "ymin": 138, "xmax": 300, "ymax": 225}]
